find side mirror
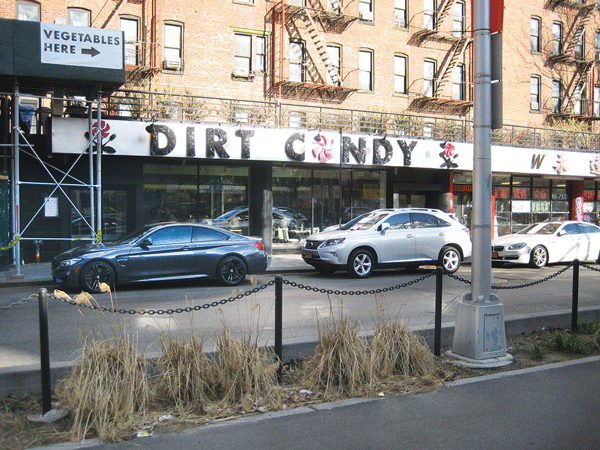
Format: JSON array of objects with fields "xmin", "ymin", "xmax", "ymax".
[
  {"xmin": 557, "ymin": 230, "xmax": 566, "ymax": 237},
  {"xmin": 380, "ymin": 223, "xmax": 391, "ymax": 232},
  {"xmin": 139, "ymin": 238, "xmax": 152, "ymax": 248}
]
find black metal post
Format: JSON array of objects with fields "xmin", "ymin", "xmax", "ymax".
[
  {"xmin": 38, "ymin": 288, "xmax": 51, "ymax": 414},
  {"xmin": 572, "ymin": 259, "xmax": 579, "ymax": 332},
  {"xmin": 434, "ymin": 266, "xmax": 443, "ymax": 356},
  {"xmin": 275, "ymin": 275, "xmax": 283, "ymax": 381}
]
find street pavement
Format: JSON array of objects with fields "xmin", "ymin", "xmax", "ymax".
[{"xmin": 3, "ymin": 252, "xmax": 600, "ymax": 450}]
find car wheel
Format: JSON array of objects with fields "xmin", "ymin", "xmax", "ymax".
[
  {"xmin": 439, "ymin": 246, "xmax": 461, "ymax": 273},
  {"xmin": 529, "ymin": 245, "xmax": 548, "ymax": 268},
  {"xmin": 347, "ymin": 249, "xmax": 374, "ymax": 278},
  {"xmin": 80, "ymin": 261, "xmax": 115, "ymax": 293},
  {"xmin": 315, "ymin": 265, "xmax": 337, "ymax": 275},
  {"xmin": 216, "ymin": 255, "xmax": 247, "ymax": 286}
]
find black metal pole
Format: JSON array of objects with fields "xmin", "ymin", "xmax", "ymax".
[
  {"xmin": 38, "ymin": 288, "xmax": 51, "ymax": 415},
  {"xmin": 572, "ymin": 259, "xmax": 579, "ymax": 332},
  {"xmin": 275, "ymin": 275, "xmax": 283, "ymax": 381},
  {"xmin": 434, "ymin": 266, "xmax": 443, "ymax": 356}
]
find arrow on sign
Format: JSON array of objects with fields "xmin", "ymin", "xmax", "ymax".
[{"xmin": 81, "ymin": 47, "xmax": 100, "ymax": 57}]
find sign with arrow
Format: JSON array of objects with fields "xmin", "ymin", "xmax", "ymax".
[{"xmin": 40, "ymin": 23, "xmax": 123, "ymax": 70}]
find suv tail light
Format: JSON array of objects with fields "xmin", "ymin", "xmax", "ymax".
[
  {"xmin": 463, "ymin": 227, "xmax": 470, "ymax": 234},
  {"xmin": 254, "ymin": 241, "xmax": 264, "ymax": 251}
]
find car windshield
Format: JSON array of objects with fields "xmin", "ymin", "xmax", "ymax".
[
  {"xmin": 214, "ymin": 209, "xmax": 245, "ymax": 220},
  {"xmin": 114, "ymin": 224, "xmax": 156, "ymax": 244},
  {"xmin": 517, "ymin": 223, "xmax": 543, "ymax": 234},
  {"xmin": 532, "ymin": 223, "xmax": 561, "ymax": 235},
  {"xmin": 341, "ymin": 212, "xmax": 389, "ymax": 231}
]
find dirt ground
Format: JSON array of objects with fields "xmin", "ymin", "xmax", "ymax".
[{"xmin": 1, "ymin": 327, "xmax": 598, "ymax": 450}]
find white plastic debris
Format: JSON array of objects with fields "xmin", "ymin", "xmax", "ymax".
[
  {"xmin": 27, "ymin": 408, "xmax": 69, "ymax": 423},
  {"xmin": 299, "ymin": 389, "xmax": 313, "ymax": 395},
  {"xmin": 378, "ymin": 392, "xmax": 385, "ymax": 397},
  {"xmin": 158, "ymin": 414, "xmax": 172, "ymax": 422}
]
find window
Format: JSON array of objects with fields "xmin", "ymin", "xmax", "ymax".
[
  {"xmin": 531, "ymin": 17, "xmax": 540, "ymax": 52},
  {"xmin": 68, "ymin": 8, "xmax": 90, "ymax": 27},
  {"xmin": 424, "ymin": 0, "xmax": 436, "ymax": 30},
  {"xmin": 394, "ymin": 0, "xmax": 407, "ymax": 27},
  {"xmin": 574, "ymin": 83, "xmax": 585, "ymax": 115},
  {"xmin": 234, "ymin": 33, "xmax": 266, "ymax": 77},
  {"xmin": 289, "ymin": 0, "xmax": 305, "ymax": 5},
  {"xmin": 289, "ymin": 40, "xmax": 305, "ymax": 82},
  {"xmin": 327, "ymin": 0, "xmax": 342, "ymax": 13},
  {"xmin": 453, "ymin": 2, "xmax": 465, "ymax": 38},
  {"xmin": 530, "ymin": 76, "xmax": 540, "ymax": 110},
  {"xmin": 423, "ymin": 59, "xmax": 436, "ymax": 97},
  {"xmin": 594, "ymin": 85, "xmax": 600, "ymax": 117},
  {"xmin": 394, "ymin": 54, "xmax": 407, "ymax": 94},
  {"xmin": 149, "ymin": 226, "xmax": 192, "ymax": 245},
  {"xmin": 552, "ymin": 79, "xmax": 562, "ymax": 113},
  {"xmin": 16, "ymin": 1, "xmax": 40, "ymax": 21},
  {"xmin": 574, "ymin": 28, "xmax": 585, "ymax": 59},
  {"xmin": 595, "ymin": 31, "xmax": 600, "ymax": 60},
  {"xmin": 120, "ymin": 17, "xmax": 140, "ymax": 66},
  {"xmin": 453, "ymin": 64, "xmax": 465, "ymax": 100},
  {"xmin": 359, "ymin": 0, "xmax": 374, "ymax": 21},
  {"xmin": 552, "ymin": 22, "xmax": 563, "ymax": 55},
  {"xmin": 359, "ymin": 49, "xmax": 374, "ymax": 90},
  {"xmin": 164, "ymin": 22, "xmax": 183, "ymax": 71},
  {"xmin": 326, "ymin": 44, "xmax": 342, "ymax": 86}
]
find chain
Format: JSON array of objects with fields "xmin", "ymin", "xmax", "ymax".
[
  {"xmin": 0, "ymin": 294, "xmax": 37, "ymax": 313},
  {"xmin": 446, "ymin": 263, "xmax": 574, "ymax": 290},
  {"xmin": 50, "ymin": 280, "xmax": 276, "ymax": 315},
  {"xmin": 581, "ymin": 262, "xmax": 600, "ymax": 273},
  {"xmin": 281, "ymin": 270, "xmax": 436, "ymax": 295}
]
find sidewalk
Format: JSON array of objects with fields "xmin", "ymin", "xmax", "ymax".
[{"xmin": 32, "ymin": 357, "xmax": 600, "ymax": 450}]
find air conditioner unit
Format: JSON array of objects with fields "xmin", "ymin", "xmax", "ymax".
[
  {"xmin": 233, "ymin": 67, "xmax": 252, "ymax": 78},
  {"xmin": 163, "ymin": 58, "xmax": 181, "ymax": 70}
]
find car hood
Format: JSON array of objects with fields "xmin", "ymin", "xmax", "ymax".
[
  {"xmin": 307, "ymin": 229, "xmax": 362, "ymax": 241},
  {"xmin": 492, "ymin": 233, "xmax": 555, "ymax": 246},
  {"xmin": 54, "ymin": 242, "xmax": 126, "ymax": 260}
]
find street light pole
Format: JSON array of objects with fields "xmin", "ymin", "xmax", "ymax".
[{"xmin": 447, "ymin": 0, "xmax": 512, "ymax": 367}]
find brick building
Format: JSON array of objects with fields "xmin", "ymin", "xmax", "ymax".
[{"xmin": 2, "ymin": 0, "xmax": 600, "ymax": 263}]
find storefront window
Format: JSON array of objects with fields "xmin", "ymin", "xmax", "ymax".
[{"xmin": 583, "ymin": 180, "xmax": 597, "ymax": 223}]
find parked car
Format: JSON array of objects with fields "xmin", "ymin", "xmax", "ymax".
[
  {"xmin": 51, "ymin": 222, "xmax": 268, "ymax": 292},
  {"xmin": 204, "ymin": 207, "xmax": 298, "ymax": 235},
  {"xmin": 302, "ymin": 208, "xmax": 472, "ymax": 277},
  {"xmin": 491, "ymin": 221, "xmax": 600, "ymax": 268}
]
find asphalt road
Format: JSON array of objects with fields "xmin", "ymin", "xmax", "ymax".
[{"xmin": 1, "ymin": 263, "xmax": 598, "ymax": 368}]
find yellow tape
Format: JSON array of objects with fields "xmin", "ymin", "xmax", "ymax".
[
  {"xmin": 0, "ymin": 235, "xmax": 20, "ymax": 252},
  {"xmin": 94, "ymin": 230, "xmax": 103, "ymax": 244}
]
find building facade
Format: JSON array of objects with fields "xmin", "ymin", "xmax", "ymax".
[{"xmin": 2, "ymin": 0, "xmax": 600, "ymax": 263}]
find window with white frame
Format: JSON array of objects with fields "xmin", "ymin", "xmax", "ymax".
[
  {"xmin": 234, "ymin": 33, "xmax": 266, "ymax": 77},
  {"xmin": 16, "ymin": 1, "xmax": 40, "ymax": 21},
  {"xmin": 164, "ymin": 22, "xmax": 183, "ymax": 71},
  {"xmin": 359, "ymin": 0, "xmax": 374, "ymax": 21},
  {"xmin": 574, "ymin": 83, "xmax": 585, "ymax": 115},
  {"xmin": 326, "ymin": 44, "xmax": 342, "ymax": 86},
  {"xmin": 552, "ymin": 79, "xmax": 562, "ymax": 113},
  {"xmin": 453, "ymin": 2, "xmax": 465, "ymax": 38},
  {"xmin": 120, "ymin": 17, "xmax": 140, "ymax": 66},
  {"xmin": 394, "ymin": 0, "xmax": 407, "ymax": 28},
  {"xmin": 552, "ymin": 22, "xmax": 563, "ymax": 55},
  {"xmin": 68, "ymin": 8, "xmax": 90, "ymax": 27},
  {"xmin": 423, "ymin": 59, "xmax": 436, "ymax": 97},
  {"xmin": 530, "ymin": 75, "xmax": 540, "ymax": 110},
  {"xmin": 394, "ymin": 54, "xmax": 407, "ymax": 94},
  {"xmin": 531, "ymin": 17, "xmax": 540, "ymax": 52},
  {"xmin": 289, "ymin": 0, "xmax": 305, "ymax": 5},
  {"xmin": 424, "ymin": 0, "xmax": 436, "ymax": 30},
  {"xmin": 359, "ymin": 49, "xmax": 374, "ymax": 90},
  {"xmin": 289, "ymin": 40, "xmax": 305, "ymax": 82},
  {"xmin": 453, "ymin": 64, "xmax": 465, "ymax": 100},
  {"xmin": 594, "ymin": 85, "xmax": 600, "ymax": 117},
  {"xmin": 327, "ymin": 0, "xmax": 342, "ymax": 13},
  {"xmin": 595, "ymin": 31, "xmax": 600, "ymax": 60},
  {"xmin": 574, "ymin": 28, "xmax": 585, "ymax": 59}
]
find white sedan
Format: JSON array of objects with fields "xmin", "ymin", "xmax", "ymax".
[{"xmin": 491, "ymin": 221, "xmax": 600, "ymax": 268}]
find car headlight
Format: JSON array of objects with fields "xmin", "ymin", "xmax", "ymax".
[
  {"xmin": 320, "ymin": 238, "xmax": 345, "ymax": 248},
  {"xmin": 60, "ymin": 258, "xmax": 82, "ymax": 268},
  {"xmin": 507, "ymin": 243, "xmax": 527, "ymax": 250}
]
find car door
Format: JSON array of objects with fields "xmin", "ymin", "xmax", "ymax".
[
  {"xmin": 126, "ymin": 225, "xmax": 194, "ymax": 279},
  {"xmin": 555, "ymin": 223, "xmax": 581, "ymax": 262},
  {"xmin": 577, "ymin": 223, "xmax": 600, "ymax": 261},
  {"xmin": 377, "ymin": 212, "xmax": 416, "ymax": 263},
  {"xmin": 410, "ymin": 212, "xmax": 450, "ymax": 261},
  {"xmin": 191, "ymin": 226, "xmax": 232, "ymax": 275}
]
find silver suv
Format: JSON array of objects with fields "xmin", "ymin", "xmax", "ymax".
[{"xmin": 302, "ymin": 208, "xmax": 472, "ymax": 277}]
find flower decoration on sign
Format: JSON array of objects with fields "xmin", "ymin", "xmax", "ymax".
[
  {"xmin": 590, "ymin": 154, "xmax": 600, "ymax": 176},
  {"xmin": 85, "ymin": 121, "xmax": 117, "ymax": 154},
  {"xmin": 553, "ymin": 152, "xmax": 569, "ymax": 174},
  {"xmin": 439, "ymin": 142, "xmax": 458, "ymax": 169},
  {"xmin": 312, "ymin": 134, "xmax": 334, "ymax": 162}
]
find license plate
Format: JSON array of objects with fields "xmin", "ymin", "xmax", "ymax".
[
  {"xmin": 303, "ymin": 250, "xmax": 313, "ymax": 258},
  {"xmin": 492, "ymin": 252, "xmax": 498, "ymax": 258}
]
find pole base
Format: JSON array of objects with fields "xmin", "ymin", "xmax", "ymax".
[
  {"xmin": 27, "ymin": 408, "xmax": 69, "ymax": 423},
  {"xmin": 445, "ymin": 350, "xmax": 513, "ymax": 368}
]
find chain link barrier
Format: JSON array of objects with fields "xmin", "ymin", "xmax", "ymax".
[
  {"xmin": 0, "ymin": 294, "xmax": 37, "ymax": 313},
  {"xmin": 581, "ymin": 262, "xmax": 600, "ymax": 273},
  {"xmin": 446, "ymin": 262, "xmax": 574, "ymax": 290},
  {"xmin": 281, "ymin": 270, "xmax": 436, "ymax": 295}
]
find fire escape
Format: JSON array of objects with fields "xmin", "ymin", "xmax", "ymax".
[
  {"xmin": 407, "ymin": 0, "xmax": 473, "ymax": 114},
  {"xmin": 545, "ymin": 0, "xmax": 598, "ymax": 120},
  {"xmin": 268, "ymin": 1, "xmax": 359, "ymax": 101}
]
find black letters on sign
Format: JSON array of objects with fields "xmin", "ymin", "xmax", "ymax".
[{"xmin": 146, "ymin": 124, "xmax": 176, "ymax": 156}]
